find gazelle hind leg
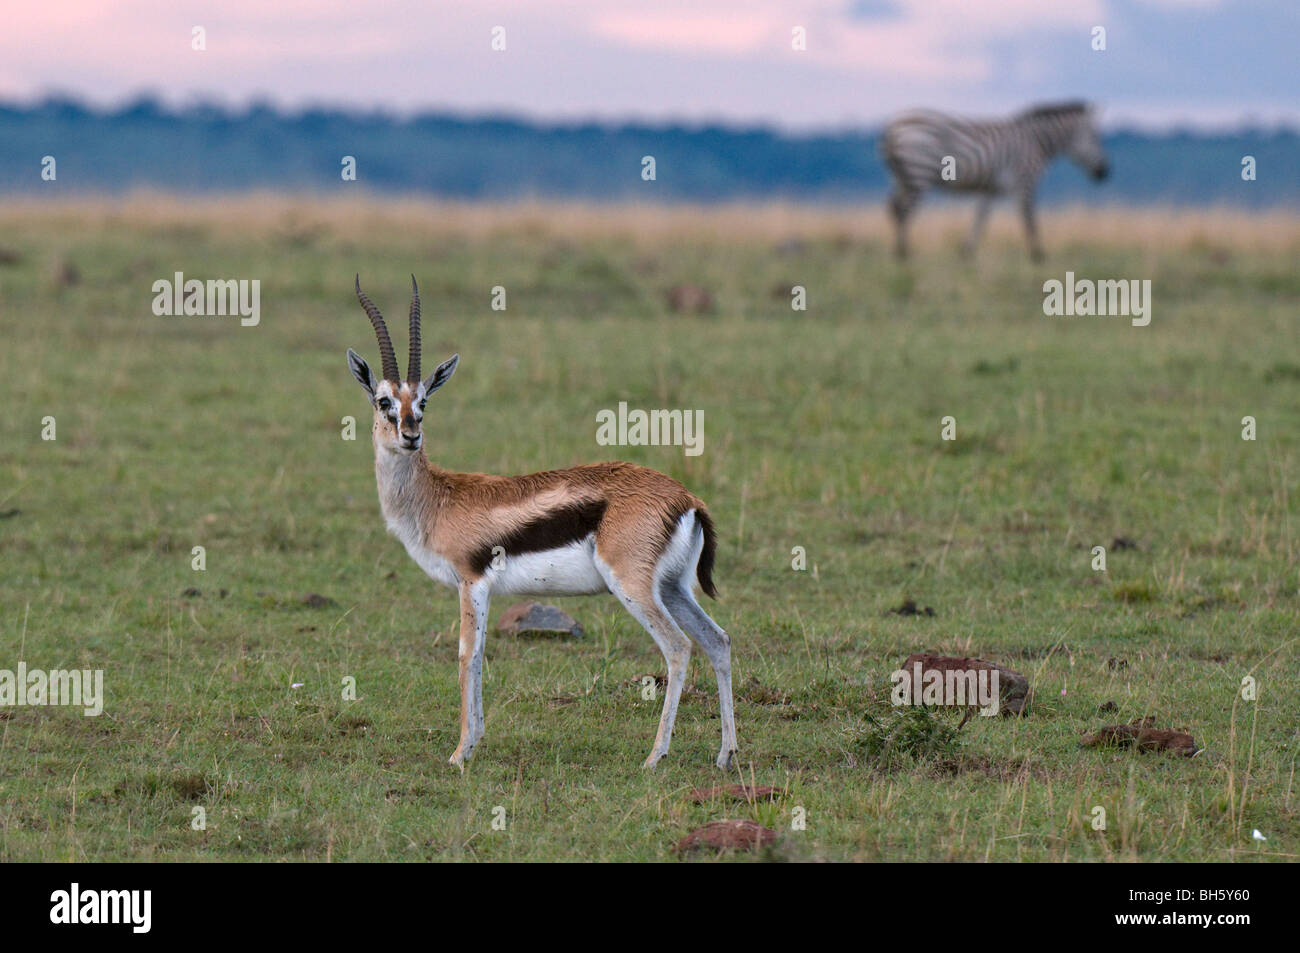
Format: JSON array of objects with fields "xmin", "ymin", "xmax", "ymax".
[
  {"xmin": 596, "ymin": 563, "xmax": 691, "ymax": 769},
  {"xmin": 662, "ymin": 584, "xmax": 737, "ymax": 770}
]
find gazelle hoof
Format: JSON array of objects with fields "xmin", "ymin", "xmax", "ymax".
[{"xmin": 716, "ymin": 749, "xmax": 736, "ymax": 771}]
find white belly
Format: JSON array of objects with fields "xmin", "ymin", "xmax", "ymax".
[{"xmin": 488, "ymin": 536, "xmax": 609, "ymax": 596}]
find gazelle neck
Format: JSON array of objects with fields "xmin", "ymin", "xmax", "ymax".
[{"xmin": 373, "ymin": 444, "xmax": 448, "ymax": 526}]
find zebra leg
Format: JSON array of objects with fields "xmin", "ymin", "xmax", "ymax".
[
  {"xmin": 1019, "ymin": 188, "xmax": 1045, "ymax": 262},
  {"xmin": 888, "ymin": 186, "xmax": 919, "ymax": 259},
  {"xmin": 963, "ymin": 196, "xmax": 993, "ymax": 258}
]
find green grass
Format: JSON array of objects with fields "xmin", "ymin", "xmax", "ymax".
[{"xmin": 1, "ymin": 198, "xmax": 1299, "ymax": 861}]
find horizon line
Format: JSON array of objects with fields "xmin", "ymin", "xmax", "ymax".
[{"xmin": 6, "ymin": 91, "xmax": 1299, "ymax": 139}]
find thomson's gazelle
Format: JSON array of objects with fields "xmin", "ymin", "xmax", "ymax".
[{"xmin": 346, "ymin": 277, "xmax": 737, "ymax": 770}]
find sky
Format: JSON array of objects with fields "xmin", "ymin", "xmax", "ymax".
[{"xmin": 3, "ymin": 0, "xmax": 1296, "ymax": 130}]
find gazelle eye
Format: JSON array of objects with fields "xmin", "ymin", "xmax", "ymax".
[
  {"xmin": 377, "ymin": 398, "xmax": 392, "ymax": 411},
  {"xmin": 418, "ymin": 400, "xmax": 427, "ymax": 411}
]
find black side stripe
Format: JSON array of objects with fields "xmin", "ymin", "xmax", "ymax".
[{"xmin": 469, "ymin": 499, "xmax": 607, "ymax": 575}]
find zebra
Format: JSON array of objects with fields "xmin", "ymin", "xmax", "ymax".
[{"xmin": 880, "ymin": 101, "xmax": 1109, "ymax": 261}]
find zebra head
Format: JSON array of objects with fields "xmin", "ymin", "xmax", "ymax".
[{"xmin": 1065, "ymin": 105, "xmax": 1109, "ymax": 182}]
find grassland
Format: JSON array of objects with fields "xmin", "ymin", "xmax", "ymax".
[{"xmin": 1, "ymin": 195, "xmax": 1298, "ymax": 862}]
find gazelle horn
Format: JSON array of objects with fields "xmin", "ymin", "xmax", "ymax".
[
  {"xmin": 355, "ymin": 275, "xmax": 400, "ymax": 383},
  {"xmin": 407, "ymin": 274, "xmax": 421, "ymax": 385}
]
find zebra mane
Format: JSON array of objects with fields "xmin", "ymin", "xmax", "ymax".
[{"xmin": 1020, "ymin": 101, "xmax": 1090, "ymax": 122}]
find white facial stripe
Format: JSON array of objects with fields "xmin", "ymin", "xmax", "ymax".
[{"xmin": 373, "ymin": 380, "xmax": 400, "ymax": 429}]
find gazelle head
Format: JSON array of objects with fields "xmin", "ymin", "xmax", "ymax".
[{"xmin": 347, "ymin": 275, "xmax": 458, "ymax": 456}]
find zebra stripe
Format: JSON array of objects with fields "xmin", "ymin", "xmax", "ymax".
[{"xmin": 880, "ymin": 101, "xmax": 1109, "ymax": 260}]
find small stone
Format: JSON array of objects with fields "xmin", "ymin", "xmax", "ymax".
[
  {"xmin": 1082, "ymin": 718, "xmax": 1199, "ymax": 757},
  {"xmin": 674, "ymin": 819, "xmax": 776, "ymax": 854},
  {"xmin": 688, "ymin": 784, "xmax": 779, "ymax": 804},
  {"xmin": 496, "ymin": 602, "xmax": 584, "ymax": 639}
]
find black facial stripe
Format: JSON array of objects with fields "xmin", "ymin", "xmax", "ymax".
[{"xmin": 468, "ymin": 499, "xmax": 607, "ymax": 575}]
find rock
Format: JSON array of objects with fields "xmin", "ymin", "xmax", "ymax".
[
  {"xmin": 666, "ymin": 284, "xmax": 713, "ymax": 315},
  {"xmin": 301, "ymin": 593, "xmax": 337, "ymax": 608},
  {"xmin": 688, "ymin": 784, "xmax": 779, "ymax": 804},
  {"xmin": 1082, "ymin": 717, "xmax": 1200, "ymax": 757},
  {"xmin": 674, "ymin": 819, "xmax": 776, "ymax": 854},
  {"xmin": 899, "ymin": 653, "xmax": 1031, "ymax": 718},
  {"xmin": 496, "ymin": 601, "xmax": 584, "ymax": 639}
]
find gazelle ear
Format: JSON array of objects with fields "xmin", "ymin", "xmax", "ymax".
[
  {"xmin": 421, "ymin": 354, "xmax": 459, "ymax": 398},
  {"xmin": 348, "ymin": 348, "xmax": 377, "ymax": 398}
]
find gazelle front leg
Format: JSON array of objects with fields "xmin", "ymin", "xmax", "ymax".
[{"xmin": 450, "ymin": 579, "xmax": 489, "ymax": 769}]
